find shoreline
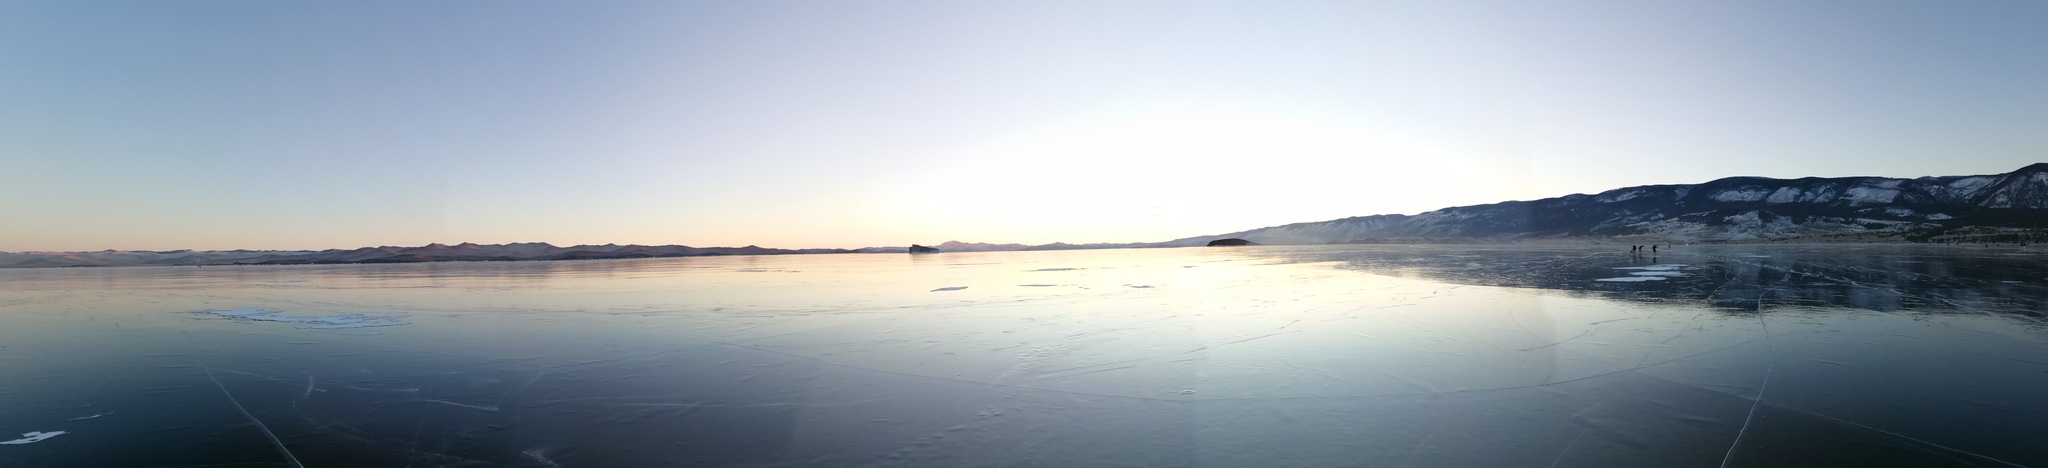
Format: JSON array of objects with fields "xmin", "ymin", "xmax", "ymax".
[{"xmin": 2, "ymin": 241, "xmax": 2032, "ymax": 270}]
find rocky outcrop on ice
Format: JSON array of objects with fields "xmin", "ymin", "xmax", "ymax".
[{"xmin": 1168, "ymin": 163, "xmax": 2048, "ymax": 245}]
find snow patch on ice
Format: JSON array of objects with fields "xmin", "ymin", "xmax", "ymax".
[
  {"xmin": 67, "ymin": 412, "xmax": 114, "ymax": 421},
  {"xmin": 1615, "ymin": 264, "xmax": 1687, "ymax": 271},
  {"xmin": 1630, "ymin": 271, "xmax": 1685, "ymax": 277},
  {"xmin": 200, "ymin": 307, "xmax": 407, "ymax": 329},
  {"xmin": 524, "ymin": 448, "xmax": 566, "ymax": 468},
  {"xmin": 0, "ymin": 431, "xmax": 64, "ymax": 445},
  {"xmin": 1595, "ymin": 276, "xmax": 1667, "ymax": 282}
]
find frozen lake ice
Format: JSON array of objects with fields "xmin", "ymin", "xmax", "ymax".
[{"xmin": 0, "ymin": 244, "xmax": 2045, "ymax": 466}]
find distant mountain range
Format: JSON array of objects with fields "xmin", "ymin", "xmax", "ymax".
[
  {"xmin": 851, "ymin": 240, "xmax": 1154, "ymax": 254},
  {"xmin": 4, "ymin": 164, "xmax": 2043, "ymax": 268},
  {"xmin": 0, "ymin": 243, "xmax": 851, "ymax": 269},
  {"xmin": 1162, "ymin": 163, "xmax": 2048, "ymax": 246},
  {"xmin": 0, "ymin": 240, "xmax": 1152, "ymax": 268}
]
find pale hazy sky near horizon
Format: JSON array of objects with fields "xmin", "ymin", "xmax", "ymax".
[{"xmin": 5, "ymin": 1, "xmax": 2046, "ymax": 251}]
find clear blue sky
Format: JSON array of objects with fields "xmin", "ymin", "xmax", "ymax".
[{"xmin": 4, "ymin": 1, "xmax": 2045, "ymax": 251}]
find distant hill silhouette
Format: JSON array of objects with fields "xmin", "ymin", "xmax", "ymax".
[
  {"xmin": 1167, "ymin": 163, "xmax": 2048, "ymax": 245},
  {"xmin": 0, "ymin": 243, "xmax": 852, "ymax": 268},
  {"xmin": 9, "ymin": 164, "xmax": 2047, "ymax": 268}
]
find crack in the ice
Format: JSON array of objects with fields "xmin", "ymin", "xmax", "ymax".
[
  {"xmin": 1031, "ymin": 346, "xmax": 1207, "ymax": 379},
  {"xmin": 716, "ymin": 321, "xmax": 1807, "ymax": 404},
  {"xmin": 1398, "ymin": 420, "xmax": 1444, "ymax": 467},
  {"xmin": 418, "ymin": 399, "xmax": 499, "ymax": 411},
  {"xmin": 1719, "ymin": 289, "xmax": 1774, "ymax": 468},
  {"xmin": 1056, "ymin": 365, "xmax": 1141, "ymax": 379},
  {"xmin": 198, "ymin": 362, "xmax": 304, "ymax": 468},
  {"xmin": 1381, "ymin": 308, "xmax": 1540, "ymax": 365},
  {"xmin": 401, "ymin": 416, "xmax": 425, "ymax": 468},
  {"xmin": 1219, "ymin": 331, "xmax": 1296, "ymax": 345},
  {"xmin": 285, "ymin": 383, "xmax": 493, "ymax": 465},
  {"xmin": 1548, "ymin": 427, "xmax": 1590, "ymax": 468},
  {"xmin": 1517, "ymin": 328, "xmax": 1594, "ymax": 352},
  {"xmin": 1627, "ymin": 366, "xmax": 2028, "ymax": 468},
  {"xmin": 1505, "ymin": 298, "xmax": 1543, "ymax": 341},
  {"xmin": 1765, "ymin": 402, "xmax": 2025, "ymax": 467}
]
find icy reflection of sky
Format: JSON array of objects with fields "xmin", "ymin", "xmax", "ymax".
[{"xmin": 1, "ymin": 245, "xmax": 2044, "ymax": 466}]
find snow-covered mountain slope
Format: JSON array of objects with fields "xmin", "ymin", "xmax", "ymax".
[{"xmin": 1169, "ymin": 163, "xmax": 2048, "ymax": 245}]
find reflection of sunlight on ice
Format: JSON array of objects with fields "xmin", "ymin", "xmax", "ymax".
[
  {"xmin": 668, "ymin": 252, "xmax": 1752, "ymax": 402},
  {"xmin": 7, "ymin": 245, "xmax": 2048, "ymax": 466}
]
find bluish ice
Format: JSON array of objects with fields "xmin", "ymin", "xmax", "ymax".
[{"xmin": 0, "ymin": 244, "xmax": 2044, "ymax": 466}]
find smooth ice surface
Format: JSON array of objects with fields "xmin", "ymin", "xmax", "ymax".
[
  {"xmin": 1595, "ymin": 276, "xmax": 1667, "ymax": 282},
  {"xmin": 200, "ymin": 307, "xmax": 406, "ymax": 329},
  {"xmin": 1, "ymin": 245, "xmax": 2045, "ymax": 466},
  {"xmin": 1617, "ymin": 263, "xmax": 1688, "ymax": 270}
]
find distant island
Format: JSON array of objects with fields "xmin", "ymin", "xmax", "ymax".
[{"xmin": 4, "ymin": 164, "xmax": 2044, "ymax": 268}]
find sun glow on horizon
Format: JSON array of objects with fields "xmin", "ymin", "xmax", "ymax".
[
  {"xmin": 3, "ymin": 1, "xmax": 2045, "ymax": 251},
  {"xmin": 864, "ymin": 98, "xmax": 1540, "ymax": 247}
]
